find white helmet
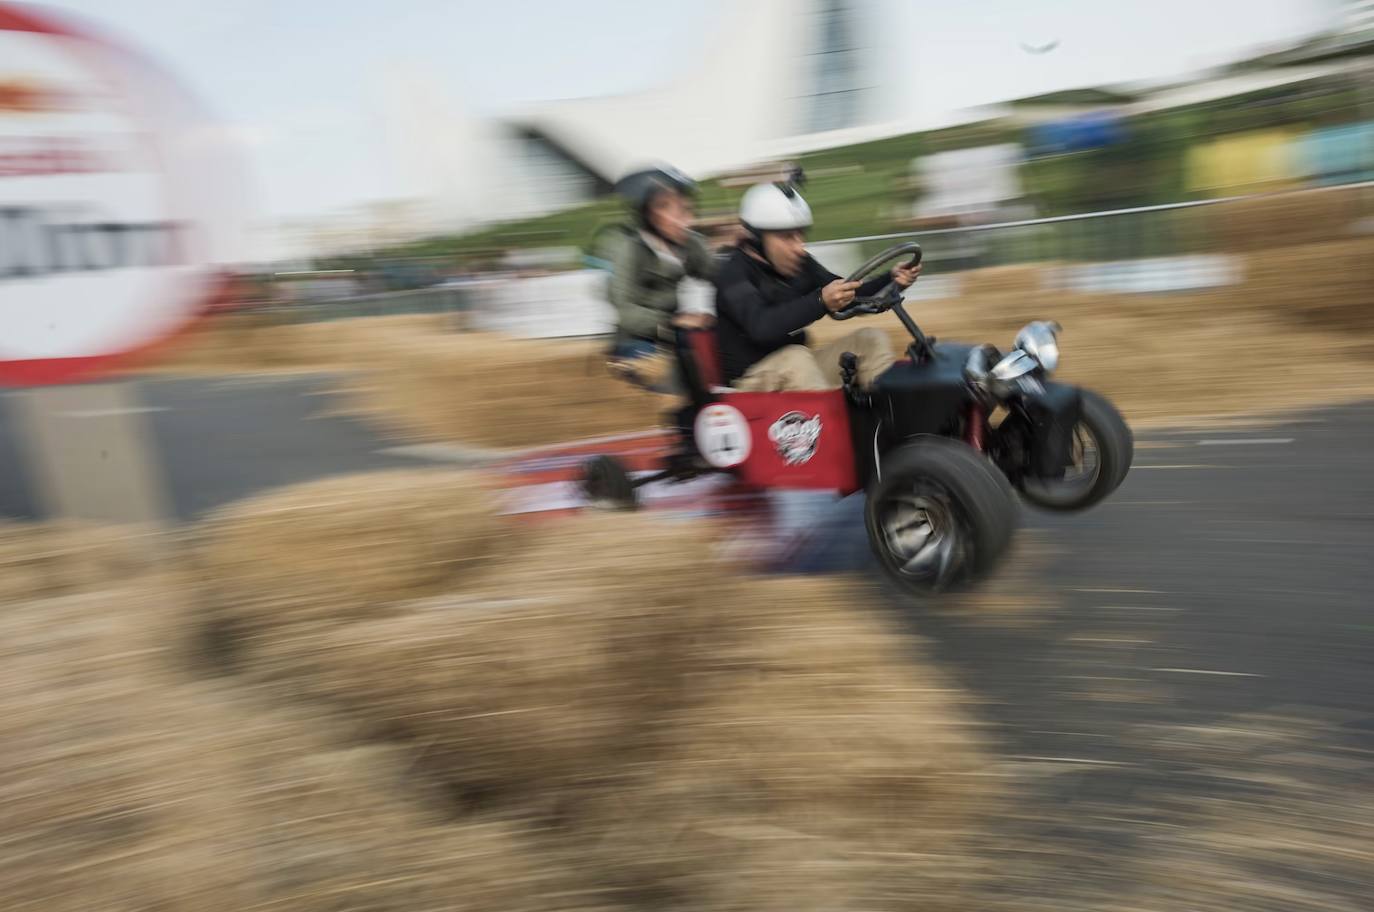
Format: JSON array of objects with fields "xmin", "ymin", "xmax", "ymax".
[{"xmin": 739, "ymin": 181, "xmax": 813, "ymax": 232}]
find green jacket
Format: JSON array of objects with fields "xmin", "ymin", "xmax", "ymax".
[{"xmin": 599, "ymin": 225, "xmax": 716, "ymax": 346}]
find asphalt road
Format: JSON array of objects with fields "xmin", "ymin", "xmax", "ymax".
[
  {"xmin": 802, "ymin": 400, "xmax": 1374, "ymax": 907},
  {"xmin": 0, "ymin": 374, "xmax": 414, "ymax": 521},
  {"xmin": 2, "ymin": 374, "xmax": 1371, "ymax": 906},
  {"xmin": 793, "ymin": 400, "xmax": 1374, "ymax": 724}
]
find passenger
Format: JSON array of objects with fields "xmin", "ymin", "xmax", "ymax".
[{"xmin": 596, "ymin": 165, "xmax": 718, "ymax": 389}]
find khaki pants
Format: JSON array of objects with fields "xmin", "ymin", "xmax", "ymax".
[{"xmin": 734, "ymin": 327, "xmax": 896, "ymax": 392}]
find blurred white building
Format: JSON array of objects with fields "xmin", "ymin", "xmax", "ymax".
[{"xmin": 388, "ymin": 0, "xmax": 906, "ymax": 231}]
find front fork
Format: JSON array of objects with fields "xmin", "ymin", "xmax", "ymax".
[{"xmin": 965, "ymin": 401, "xmax": 988, "ymax": 452}]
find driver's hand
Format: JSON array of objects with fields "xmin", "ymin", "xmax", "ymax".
[
  {"xmin": 891, "ymin": 261, "xmax": 923, "ymax": 288},
  {"xmin": 821, "ymin": 279, "xmax": 862, "ymax": 312}
]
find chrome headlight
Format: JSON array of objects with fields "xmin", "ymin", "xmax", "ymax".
[
  {"xmin": 967, "ymin": 346, "xmax": 1046, "ymax": 400},
  {"xmin": 965, "ymin": 348, "xmax": 1043, "ymax": 399},
  {"xmin": 991, "ymin": 349, "xmax": 1038, "ymax": 381},
  {"xmin": 1014, "ymin": 321, "xmax": 1061, "ymax": 374}
]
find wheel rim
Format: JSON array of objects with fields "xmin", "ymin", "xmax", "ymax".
[
  {"xmin": 1022, "ymin": 421, "xmax": 1102, "ymax": 504},
  {"xmin": 876, "ymin": 484, "xmax": 966, "ymax": 591}
]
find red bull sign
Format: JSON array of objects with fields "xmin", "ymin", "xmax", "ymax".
[{"xmin": 0, "ymin": 4, "xmax": 234, "ymax": 385}]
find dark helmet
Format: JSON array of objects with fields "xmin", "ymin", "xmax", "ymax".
[{"xmin": 614, "ymin": 164, "xmax": 697, "ymax": 231}]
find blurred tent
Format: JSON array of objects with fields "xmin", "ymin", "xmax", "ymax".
[
  {"xmin": 1296, "ymin": 121, "xmax": 1374, "ymax": 185},
  {"xmin": 1187, "ymin": 129, "xmax": 1304, "ymax": 194},
  {"xmin": 1027, "ymin": 112, "xmax": 1129, "ymax": 156},
  {"xmin": 911, "ymin": 144, "xmax": 1027, "ymax": 222}
]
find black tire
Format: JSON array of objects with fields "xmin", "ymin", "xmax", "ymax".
[
  {"xmin": 1019, "ymin": 389, "xmax": 1133, "ymax": 512},
  {"xmin": 865, "ymin": 438, "xmax": 1018, "ymax": 596},
  {"xmin": 582, "ymin": 455, "xmax": 637, "ymax": 510}
]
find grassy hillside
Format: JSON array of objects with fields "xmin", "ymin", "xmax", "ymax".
[{"xmin": 361, "ymin": 121, "xmax": 1016, "ymax": 269}]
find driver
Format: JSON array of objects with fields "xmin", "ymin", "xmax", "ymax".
[{"xmin": 714, "ymin": 179, "xmax": 922, "ymax": 391}]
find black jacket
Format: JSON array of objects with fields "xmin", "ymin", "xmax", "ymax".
[{"xmin": 713, "ymin": 248, "xmax": 891, "ymax": 384}]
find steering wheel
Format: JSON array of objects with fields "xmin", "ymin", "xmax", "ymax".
[{"xmin": 829, "ymin": 242, "xmax": 923, "ymax": 321}]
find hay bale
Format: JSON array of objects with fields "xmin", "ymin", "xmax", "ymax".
[
  {"xmin": 1201, "ymin": 190, "xmax": 1365, "ymax": 253},
  {"xmin": 266, "ymin": 514, "xmax": 723, "ymax": 792},
  {"xmin": 333, "ymin": 328, "xmax": 666, "ymax": 448},
  {"xmin": 0, "ymin": 583, "xmax": 598, "ymax": 912},
  {"xmin": 146, "ymin": 313, "xmax": 457, "ymax": 375},
  {"xmin": 150, "ymin": 311, "xmax": 292, "ymax": 372},
  {"xmin": 0, "ymin": 586, "xmax": 247, "ymax": 912},
  {"xmin": 556, "ymin": 577, "xmax": 990, "ymax": 912},
  {"xmin": 208, "ymin": 706, "xmax": 588, "ymax": 912},
  {"xmin": 958, "ymin": 264, "xmax": 1048, "ymax": 298},
  {"xmin": 0, "ymin": 522, "xmax": 161, "ymax": 604},
  {"xmin": 193, "ymin": 485, "xmax": 990, "ymax": 909},
  {"xmin": 193, "ymin": 469, "xmax": 511, "ymax": 653},
  {"xmin": 672, "ymin": 578, "xmax": 985, "ymax": 817},
  {"xmin": 154, "ymin": 311, "xmax": 668, "ymax": 447},
  {"xmin": 1240, "ymin": 238, "xmax": 1374, "ymax": 333},
  {"xmin": 2, "ymin": 505, "xmax": 995, "ymax": 912}
]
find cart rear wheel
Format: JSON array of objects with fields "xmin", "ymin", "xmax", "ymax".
[{"xmin": 582, "ymin": 455, "xmax": 637, "ymax": 510}]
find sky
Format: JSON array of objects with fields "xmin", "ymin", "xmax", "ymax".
[{"xmin": 44, "ymin": 0, "xmax": 1335, "ymax": 228}]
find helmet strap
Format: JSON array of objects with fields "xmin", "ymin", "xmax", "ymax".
[
  {"xmin": 742, "ymin": 225, "xmax": 786, "ymax": 273},
  {"xmin": 740, "ymin": 223, "xmax": 764, "ymax": 255}
]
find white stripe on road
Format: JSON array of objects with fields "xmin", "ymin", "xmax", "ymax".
[
  {"xmin": 1150, "ymin": 668, "xmax": 1262, "ymax": 677},
  {"xmin": 1100, "ymin": 606, "xmax": 1181, "ymax": 612},
  {"xmin": 1072, "ymin": 588, "xmax": 1163, "ymax": 594},
  {"xmin": 1070, "ymin": 637, "xmax": 1153, "ymax": 645},
  {"xmin": 1196, "ymin": 437, "xmax": 1294, "ymax": 446},
  {"xmin": 1009, "ymin": 756, "xmax": 1132, "ymax": 766}
]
